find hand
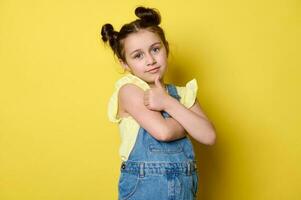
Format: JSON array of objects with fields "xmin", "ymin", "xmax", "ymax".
[{"xmin": 144, "ymin": 75, "xmax": 170, "ymax": 111}]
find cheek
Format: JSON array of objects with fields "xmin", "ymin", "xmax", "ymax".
[
  {"xmin": 128, "ymin": 61, "xmax": 144, "ymax": 72},
  {"xmin": 158, "ymin": 53, "xmax": 167, "ymax": 64},
  {"xmin": 126, "ymin": 58, "xmax": 138, "ymax": 67}
]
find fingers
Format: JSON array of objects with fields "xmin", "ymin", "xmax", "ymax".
[{"xmin": 154, "ymin": 74, "xmax": 162, "ymax": 88}]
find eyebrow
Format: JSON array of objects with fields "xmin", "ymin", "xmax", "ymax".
[{"xmin": 129, "ymin": 42, "xmax": 161, "ymax": 56}]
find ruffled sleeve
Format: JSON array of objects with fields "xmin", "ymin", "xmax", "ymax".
[
  {"xmin": 177, "ymin": 79, "xmax": 198, "ymax": 108},
  {"xmin": 107, "ymin": 74, "xmax": 150, "ymax": 123}
]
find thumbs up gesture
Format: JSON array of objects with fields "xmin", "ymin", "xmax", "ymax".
[{"xmin": 144, "ymin": 75, "xmax": 170, "ymax": 111}]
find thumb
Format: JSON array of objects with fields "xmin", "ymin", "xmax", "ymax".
[{"xmin": 154, "ymin": 75, "xmax": 162, "ymax": 88}]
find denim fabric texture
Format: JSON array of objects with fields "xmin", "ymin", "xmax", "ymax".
[{"xmin": 118, "ymin": 84, "xmax": 199, "ymax": 200}]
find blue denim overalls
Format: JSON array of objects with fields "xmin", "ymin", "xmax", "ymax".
[{"xmin": 118, "ymin": 83, "xmax": 198, "ymax": 200}]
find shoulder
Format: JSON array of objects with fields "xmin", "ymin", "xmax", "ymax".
[
  {"xmin": 118, "ymin": 83, "xmax": 144, "ymax": 104},
  {"xmin": 115, "ymin": 73, "xmax": 149, "ymax": 91},
  {"xmin": 117, "ymin": 74, "xmax": 150, "ymax": 105},
  {"xmin": 107, "ymin": 74, "xmax": 149, "ymax": 123},
  {"xmin": 175, "ymin": 78, "xmax": 198, "ymax": 109},
  {"xmin": 175, "ymin": 78, "xmax": 198, "ymax": 92}
]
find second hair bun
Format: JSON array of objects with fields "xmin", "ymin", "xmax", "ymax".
[{"xmin": 135, "ymin": 6, "xmax": 161, "ymax": 25}]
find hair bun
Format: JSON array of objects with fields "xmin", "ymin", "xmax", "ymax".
[
  {"xmin": 135, "ymin": 6, "xmax": 161, "ymax": 25},
  {"xmin": 101, "ymin": 23, "xmax": 118, "ymax": 47}
]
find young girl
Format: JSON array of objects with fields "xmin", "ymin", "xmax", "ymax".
[{"xmin": 101, "ymin": 6, "xmax": 216, "ymax": 200}]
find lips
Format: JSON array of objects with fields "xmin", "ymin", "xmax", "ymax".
[{"xmin": 147, "ymin": 67, "xmax": 160, "ymax": 72}]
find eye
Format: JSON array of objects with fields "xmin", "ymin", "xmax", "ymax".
[
  {"xmin": 152, "ymin": 47, "xmax": 160, "ymax": 53},
  {"xmin": 133, "ymin": 53, "xmax": 143, "ymax": 59}
]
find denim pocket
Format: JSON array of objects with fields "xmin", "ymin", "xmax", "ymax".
[
  {"xmin": 148, "ymin": 142, "xmax": 183, "ymax": 154},
  {"xmin": 118, "ymin": 173, "xmax": 140, "ymax": 200},
  {"xmin": 191, "ymin": 173, "xmax": 199, "ymax": 197}
]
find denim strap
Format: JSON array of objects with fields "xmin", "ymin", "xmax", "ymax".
[{"xmin": 161, "ymin": 84, "xmax": 181, "ymax": 118}]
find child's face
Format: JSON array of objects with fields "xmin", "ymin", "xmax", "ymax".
[{"xmin": 120, "ymin": 29, "xmax": 168, "ymax": 84}]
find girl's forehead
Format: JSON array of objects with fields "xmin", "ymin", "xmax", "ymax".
[{"xmin": 123, "ymin": 30, "xmax": 162, "ymax": 50}]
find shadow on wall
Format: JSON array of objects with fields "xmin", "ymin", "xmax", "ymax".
[{"xmin": 192, "ymin": 139, "xmax": 218, "ymax": 200}]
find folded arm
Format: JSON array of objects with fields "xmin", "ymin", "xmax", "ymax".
[
  {"xmin": 163, "ymin": 96, "xmax": 216, "ymax": 145},
  {"xmin": 119, "ymin": 83, "xmax": 186, "ymax": 141}
]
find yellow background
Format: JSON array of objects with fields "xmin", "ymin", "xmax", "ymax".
[{"xmin": 0, "ymin": 0, "xmax": 300, "ymax": 199}]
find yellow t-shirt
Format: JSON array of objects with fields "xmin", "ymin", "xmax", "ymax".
[{"xmin": 107, "ymin": 73, "xmax": 198, "ymax": 161}]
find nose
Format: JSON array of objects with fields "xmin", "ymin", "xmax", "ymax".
[{"xmin": 146, "ymin": 53, "xmax": 157, "ymax": 66}]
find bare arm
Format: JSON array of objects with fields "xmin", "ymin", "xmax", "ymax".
[
  {"xmin": 163, "ymin": 96, "xmax": 216, "ymax": 145},
  {"xmin": 119, "ymin": 83, "xmax": 186, "ymax": 141},
  {"xmin": 164, "ymin": 118, "xmax": 187, "ymax": 141}
]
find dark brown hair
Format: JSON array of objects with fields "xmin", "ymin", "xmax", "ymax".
[{"xmin": 101, "ymin": 6, "xmax": 169, "ymax": 63}]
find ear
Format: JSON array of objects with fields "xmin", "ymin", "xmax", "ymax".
[{"xmin": 119, "ymin": 59, "xmax": 131, "ymax": 72}]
